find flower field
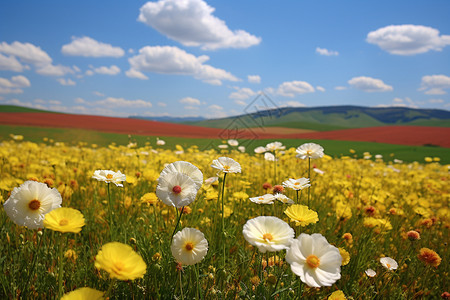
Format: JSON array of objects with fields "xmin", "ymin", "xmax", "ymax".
[{"xmin": 0, "ymin": 139, "xmax": 448, "ymax": 299}]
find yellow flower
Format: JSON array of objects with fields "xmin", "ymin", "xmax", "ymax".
[
  {"xmin": 339, "ymin": 248, "xmax": 350, "ymax": 266},
  {"xmin": 61, "ymin": 287, "xmax": 103, "ymax": 300},
  {"xmin": 141, "ymin": 192, "xmax": 158, "ymax": 205},
  {"xmin": 43, "ymin": 207, "xmax": 85, "ymax": 233},
  {"xmin": 417, "ymin": 248, "xmax": 441, "ymax": 267},
  {"xmin": 95, "ymin": 242, "xmax": 147, "ymax": 281},
  {"xmin": 328, "ymin": 290, "xmax": 347, "ymax": 300},
  {"xmin": 284, "ymin": 205, "xmax": 318, "ymax": 227}
]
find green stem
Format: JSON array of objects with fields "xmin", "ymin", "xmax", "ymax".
[
  {"xmin": 194, "ymin": 264, "xmax": 201, "ymax": 300},
  {"xmin": 21, "ymin": 230, "xmax": 44, "ymax": 299},
  {"xmin": 171, "ymin": 206, "xmax": 184, "ymax": 242},
  {"xmin": 105, "ymin": 278, "xmax": 116, "ymax": 298},
  {"xmin": 307, "ymin": 158, "xmax": 311, "ymax": 207},
  {"xmin": 221, "ymin": 173, "xmax": 227, "ymax": 268},
  {"xmin": 107, "ymin": 183, "xmax": 114, "ymax": 240},
  {"xmin": 57, "ymin": 233, "xmax": 65, "ymax": 299},
  {"xmin": 179, "ymin": 269, "xmax": 185, "ymax": 300}
]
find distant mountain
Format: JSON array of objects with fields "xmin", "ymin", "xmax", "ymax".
[
  {"xmin": 130, "ymin": 116, "xmax": 206, "ymax": 123},
  {"xmin": 186, "ymin": 105, "xmax": 450, "ymax": 130}
]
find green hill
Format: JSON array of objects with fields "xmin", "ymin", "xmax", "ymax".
[{"xmin": 0, "ymin": 105, "xmax": 58, "ymax": 113}]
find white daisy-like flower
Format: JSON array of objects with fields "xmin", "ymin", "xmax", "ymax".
[
  {"xmin": 254, "ymin": 146, "xmax": 267, "ymax": 154},
  {"xmin": 265, "ymin": 141, "xmax": 285, "ymax": 151},
  {"xmin": 274, "ymin": 193, "xmax": 294, "ymax": 204},
  {"xmin": 313, "ymin": 167, "xmax": 325, "ymax": 175},
  {"xmin": 171, "ymin": 228, "xmax": 208, "ymax": 265},
  {"xmin": 264, "ymin": 152, "xmax": 277, "ymax": 161},
  {"xmin": 156, "ymin": 172, "xmax": 198, "ymax": 208},
  {"xmin": 380, "ymin": 257, "xmax": 398, "ymax": 271},
  {"xmin": 227, "ymin": 139, "xmax": 239, "ymax": 146},
  {"xmin": 296, "ymin": 143, "xmax": 324, "ymax": 160},
  {"xmin": 204, "ymin": 176, "xmax": 218, "ymax": 185},
  {"xmin": 242, "ymin": 216, "xmax": 295, "ymax": 253},
  {"xmin": 238, "ymin": 146, "xmax": 246, "ymax": 153},
  {"xmin": 282, "ymin": 178, "xmax": 311, "ymax": 191},
  {"xmin": 211, "ymin": 157, "xmax": 241, "ymax": 173},
  {"xmin": 286, "ymin": 233, "xmax": 342, "ymax": 287},
  {"xmin": 92, "ymin": 170, "xmax": 126, "ymax": 187},
  {"xmin": 249, "ymin": 194, "xmax": 276, "ymax": 205},
  {"xmin": 218, "ymin": 144, "xmax": 228, "ymax": 149},
  {"xmin": 156, "ymin": 138, "xmax": 166, "ymax": 146},
  {"xmin": 365, "ymin": 268, "xmax": 377, "ymax": 277},
  {"xmin": 159, "ymin": 161, "xmax": 203, "ymax": 190},
  {"xmin": 3, "ymin": 181, "xmax": 62, "ymax": 229}
]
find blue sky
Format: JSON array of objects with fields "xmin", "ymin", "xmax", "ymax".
[{"xmin": 1, "ymin": 0, "xmax": 449, "ymax": 118}]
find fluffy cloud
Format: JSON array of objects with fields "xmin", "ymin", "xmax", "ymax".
[
  {"xmin": 316, "ymin": 86, "xmax": 325, "ymax": 92},
  {"xmin": 316, "ymin": 47, "xmax": 339, "ymax": 56},
  {"xmin": 334, "ymin": 86, "xmax": 347, "ymax": 90},
  {"xmin": 86, "ymin": 65, "xmax": 121, "ymax": 76},
  {"xmin": 179, "ymin": 97, "xmax": 201, "ymax": 105},
  {"xmin": 282, "ymin": 101, "xmax": 306, "ymax": 107},
  {"xmin": 57, "ymin": 78, "xmax": 76, "ymax": 86},
  {"xmin": 348, "ymin": 76, "xmax": 393, "ymax": 92},
  {"xmin": 208, "ymin": 104, "xmax": 223, "ymax": 110},
  {"xmin": 126, "ymin": 45, "xmax": 239, "ymax": 85},
  {"xmin": 247, "ymin": 75, "xmax": 261, "ymax": 84},
  {"xmin": 277, "ymin": 81, "xmax": 315, "ymax": 97},
  {"xmin": 138, "ymin": 0, "xmax": 261, "ymax": 50},
  {"xmin": 35, "ymin": 64, "xmax": 74, "ymax": 76},
  {"xmin": 95, "ymin": 97, "xmax": 152, "ymax": 108},
  {"xmin": 0, "ymin": 75, "xmax": 30, "ymax": 94},
  {"xmin": 61, "ymin": 36, "xmax": 125, "ymax": 57},
  {"xmin": 418, "ymin": 74, "xmax": 450, "ymax": 95},
  {"xmin": 229, "ymin": 87, "xmax": 256, "ymax": 100},
  {"xmin": 0, "ymin": 53, "xmax": 25, "ymax": 72},
  {"xmin": 366, "ymin": 25, "xmax": 450, "ymax": 55}
]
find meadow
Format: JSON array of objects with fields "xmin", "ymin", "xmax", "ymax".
[{"xmin": 0, "ymin": 137, "xmax": 448, "ymax": 299}]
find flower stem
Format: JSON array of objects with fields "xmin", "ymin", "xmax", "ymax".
[
  {"xmin": 57, "ymin": 233, "xmax": 65, "ymax": 299},
  {"xmin": 194, "ymin": 264, "xmax": 201, "ymax": 300},
  {"xmin": 179, "ymin": 269, "xmax": 185, "ymax": 300},
  {"xmin": 307, "ymin": 158, "xmax": 311, "ymax": 207},
  {"xmin": 105, "ymin": 278, "xmax": 116, "ymax": 298},
  {"xmin": 171, "ymin": 206, "xmax": 184, "ymax": 242},
  {"xmin": 221, "ymin": 173, "xmax": 227, "ymax": 268},
  {"xmin": 107, "ymin": 183, "xmax": 114, "ymax": 240}
]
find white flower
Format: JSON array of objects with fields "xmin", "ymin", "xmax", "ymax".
[
  {"xmin": 282, "ymin": 178, "xmax": 311, "ymax": 191},
  {"xmin": 249, "ymin": 194, "xmax": 276, "ymax": 205},
  {"xmin": 380, "ymin": 257, "xmax": 398, "ymax": 271},
  {"xmin": 286, "ymin": 233, "xmax": 342, "ymax": 287},
  {"xmin": 365, "ymin": 268, "xmax": 377, "ymax": 277},
  {"xmin": 242, "ymin": 216, "xmax": 294, "ymax": 253},
  {"xmin": 238, "ymin": 146, "xmax": 246, "ymax": 153},
  {"xmin": 274, "ymin": 193, "xmax": 294, "ymax": 204},
  {"xmin": 266, "ymin": 141, "xmax": 285, "ymax": 151},
  {"xmin": 211, "ymin": 157, "xmax": 241, "ymax": 173},
  {"xmin": 92, "ymin": 170, "xmax": 126, "ymax": 187},
  {"xmin": 296, "ymin": 143, "xmax": 324, "ymax": 160},
  {"xmin": 156, "ymin": 138, "xmax": 166, "ymax": 146},
  {"xmin": 204, "ymin": 176, "xmax": 218, "ymax": 185},
  {"xmin": 159, "ymin": 161, "xmax": 203, "ymax": 190},
  {"xmin": 3, "ymin": 181, "xmax": 62, "ymax": 229},
  {"xmin": 264, "ymin": 152, "xmax": 276, "ymax": 161},
  {"xmin": 218, "ymin": 144, "xmax": 228, "ymax": 149},
  {"xmin": 156, "ymin": 172, "xmax": 198, "ymax": 208},
  {"xmin": 171, "ymin": 228, "xmax": 208, "ymax": 265},
  {"xmin": 254, "ymin": 146, "xmax": 266, "ymax": 154},
  {"xmin": 227, "ymin": 139, "xmax": 239, "ymax": 146}
]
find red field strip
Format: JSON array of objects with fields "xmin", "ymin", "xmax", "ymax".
[{"xmin": 1, "ymin": 112, "xmax": 449, "ymax": 147}]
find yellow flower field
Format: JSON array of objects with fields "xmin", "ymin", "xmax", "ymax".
[{"xmin": 0, "ymin": 139, "xmax": 448, "ymax": 299}]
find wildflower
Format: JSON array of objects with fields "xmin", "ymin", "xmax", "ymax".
[
  {"xmin": 156, "ymin": 138, "xmax": 165, "ymax": 145},
  {"xmin": 159, "ymin": 161, "xmax": 203, "ymax": 190},
  {"xmin": 328, "ymin": 290, "xmax": 347, "ymax": 300},
  {"xmin": 238, "ymin": 146, "xmax": 245, "ymax": 152},
  {"xmin": 342, "ymin": 233, "xmax": 353, "ymax": 243},
  {"xmin": 282, "ymin": 178, "xmax": 311, "ymax": 191},
  {"xmin": 61, "ymin": 287, "xmax": 104, "ymax": 300},
  {"xmin": 211, "ymin": 157, "xmax": 241, "ymax": 173},
  {"xmin": 141, "ymin": 192, "xmax": 158, "ymax": 205},
  {"xmin": 204, "ymin": 176, "xmax": 218, "ymax": 185},
  {"xmin": 3, "ymin": 181, "xmax": 62, "ymax": 229},
  {"xmin": 365, "ymin": 268, "xmax": 376, "ymax": 277},
  {"xmin": 228, "ymin": 139, "xmax": 239, "ymax": 146},
  {"xmin": 284, "ymin": 205, "xmax": 319, "ymax": 226},
  {"xmin": 417, "ymin": 248, "xmax": 441, "ymax": 267},
  {"xmin": 296, "ymin": 143, "xmax": 324, "ymax": 160},
  {"xmin": 262, "ymin": 182, "xmax": 272, "ymax": 190},
  {"xmin": 254, "ymin": 146, "xmax": 266, "ymax": 154},
  {"xmin": 272, "ymin": 185, "xmax": 285, "ymax": 194},
  {"xmin": 156, "ymin": 172, "xmax": 198, "ymax": 208},
  {"xmin": 243, "ymin": 216, "xmax": 294, "ymax": 253},
  {"xmin": 406, "ymin": 230, "xmax": 420, "ymax": 241},
  {"xmin": 264, "ymin": 152, "xmax": 276, "ymax": 161},
  {"xmin": 339, "ymin": 248, "xmax": 350, "ymax": 266},
  {"xmin": 43, "ymin": 207, "xmax": 85, "ymax": 233},
  {"xmin": 286, "ymin": 233, "xmax": 342, "ymax": 287},
  {"xmin": 95, "ymin": 242, "xmax": 147, "ymax": 280},
  {"xmin": 265, "ymin": 141, "xmax": 285, "ymax": 151},
  {"xmin": 64, "ymin": 249, "xmax": 78, "ymax": 262},
  {"xmin": 250, "ymin": 194, "xmax": 275, "ymax": 205},
  {"xmin": 232, "ymin": 191, "xmax": 249, "ymax": 201},
  {"xmin": 380, "ymin": 257, "xmax": 398, "ymax": 271},
  {"xmin": 274, "ymin": 193, "xmax": 294, "ymax": 204},
  {"xmin": 218, "ymin": 144, "xmax": 228, "ymax": 149},
  {"xmin": 171, "ymin": 228, "xmax": 208, "ymax": 265},
  {"xmin": 92, "ymin": 170, "xmax": 126, "ymax": 187}
]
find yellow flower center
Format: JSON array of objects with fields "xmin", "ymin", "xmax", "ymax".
[
  {"xmin": 184, "ymin": 242, "xmax": 194, "ymax": 251},
  {"xmin": 59, "ymin": 219, "xmax": 69, "ymax": 226},
  {"xmin": 28, "ymin": 199, "xmax": 41, "ymax": 211},
  {"xmin": 306, "ymin": 150, "xmax": 313, "ymax": 155},
  {"xmin": 112, "ymin": 261, "xmax": 125, "ymax": 275},
  {"xmin": 262, "ymin": 233, "xmax": 273, "ymax": 242},
  {"xmin": 106, "ymin": 174, "xmax": 114, "ymax": 179},
  {"xmin": 306, "ymin": 255, "xmax": 320, "ymax": 269},
  {"xmin": 386, "ymin": 263, "xmax": 391, "ymax": 268},
  {"xmin": 223, "ymin": 165, "xmax": 231, "ymax": 171}
]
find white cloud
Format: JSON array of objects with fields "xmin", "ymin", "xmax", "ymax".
[
  {"xmin": 376, "ymin": 97, "xmax": 418, "ymax": 108},
  {"xmin": 234, "ymin": 99, "xmax": 246, "ymax": 106},
  {"xmin": 95, "ymin": 97, "xmax": 152, "ymax": 108},
  {"xmin": 316, "ymin": 86, "xmax": 325, "ymax": 92},
  {"xmin": 61, "ymin": 36, "xmax": 125, "ymax": 57},
  {"xmin": 184, "ymin": 105, "xmax": 199, "ymax": 110},
  {"xmin": 316, "ymin": 47, "xmax": 339, "ymax": 56},
  {"xmin": 88, "ymin": 65, "xmax": 121, "ymax": 75},
  {"xmin": 93, "ymin": 91, "xmax": 105, "ymax": 97},
  {"xmin": 126, "ymin": 45, "xmax": 239, "ymax": 85},
  {"xmin": 179, "ymin": 97, "xmax": 201, "ymax": 105},
  {"xmin": 229, "ymin": 87, "xmax": 256, "ymax": 100},
  {"xmin": 0, "ymin": 53, "xmax": 25, "ymax": 72},
  {"xmin": 0, "ymin": 41, "xmax": 52, "ymax": 65},
  {"xmin": 0, "ymin": 75, "xmax": 30, "ymax": 94},
  {"xmin": 248, "ymin": 75, "xmax": 261, "ymax": 84},
  {"xmin": 277, "ymin": 81, "xmax": 315, "ymax": 97},
  {"xmin": 138, "ymin": 0, "xmax": 261, "ymax": 50},
  {"xmin": 348, "ymin": 76, "xmax": 393, "ymax": 92},
  {"xmin": 418, "ymin": 74, "xmax": 450, "ymax": 95},
  {"xmin": 157, "ymin": 102, "xmax": 167, "ymax": 107},
  {"xmin": 208, "ymin": 104, "xmax": 223, "ymax": 110},
  {"xmin": 85, "ymin": 70, "xmax": 94, "ymax": 76},
  {"xmin": 75, "ymin": 97, "xmax": 86, "ymax": 103},
  {"xmin": 57, "ymin": 78, "xmax": 76, "ymax": 86},
  {"xmin": 367, "ymin": 24, "xmax": 450, "ymax": 55},
  {"xmin": 282, "ymin": 101, "xmax": 306, "ymax": 107},
  {"xmin": 428, "ymin": 98, "xmax": 444, "ymax": 103},
  {"xmin": 334, "ymin": 86, "xmax": 347, "ymax": 91},
  {"xmin": 35, "ymin": 64, "xmax": 74, "ymax": 76}
]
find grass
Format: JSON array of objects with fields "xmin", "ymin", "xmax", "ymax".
[
  {"xmin": 0, "ymin": 105, "xmax": 59, "ymax": 113},
  {"xmin": 1, "ymin": 124, "xmax": 449, "ymax": 164}
]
